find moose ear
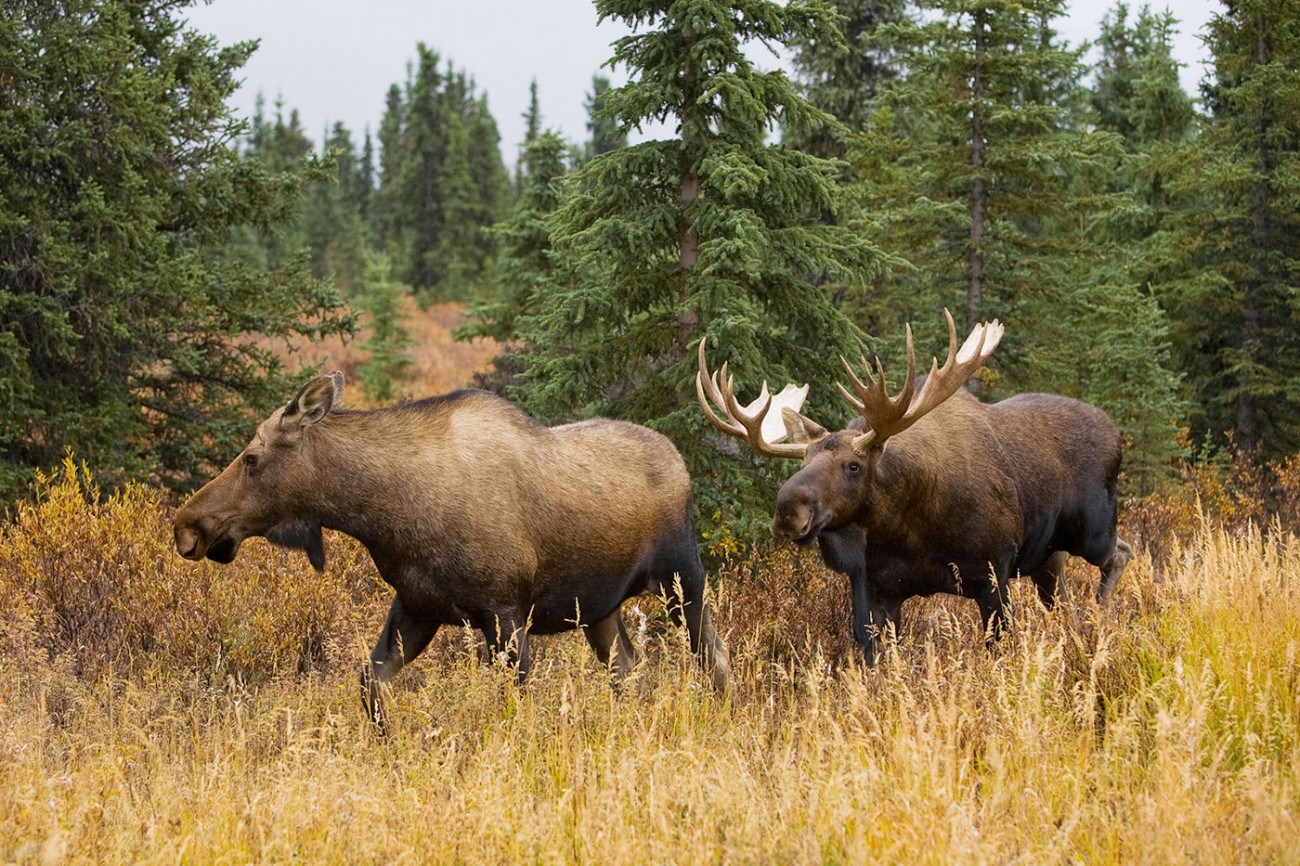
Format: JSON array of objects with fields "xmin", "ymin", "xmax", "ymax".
[
  {"xmin": 282, "ymin": 371, "xmax": 344, "ymax": 430},
  {"xmin": 782, "ymin": 407, "xmax": 828, "ymax": 445}
]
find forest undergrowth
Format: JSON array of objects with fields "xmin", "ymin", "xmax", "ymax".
[{"xmin": 1, "ymin": 457, "xmax": 1298, "ymax": 864}]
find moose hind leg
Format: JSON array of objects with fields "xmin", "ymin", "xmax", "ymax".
[
  {"xmin": 363, "ymin": 596, "xmax": 440, "ymax": 732},
  {"xmin": 658, "ymin": 568, "xmax": 733, "ymax": 695},
  {"xmin": 1031, "ymin": 551, "xmax": 1070, "ymax": 610},
  {"xmin": 583, "ymin": 609, "xmax": 638, "ymax": 681},
  {"xmin": 1096, "ymin": 538, "xmax": 1133, "ymax": 604}
]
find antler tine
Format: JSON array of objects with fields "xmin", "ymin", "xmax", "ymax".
[
  {"xmin": 838, "ymin": 323, "xmax": 920, "ymax": 435},
  {"xmin": 849, "ymin": 310, "xmax": 1004, "ymax": 452},
  {"xmin": 905, "ymin": 309, "xmax": 1002, "ymax": 427},
  {"xmin": 695, "ymin": 340, "xmax": 807, "ymax": 460}
]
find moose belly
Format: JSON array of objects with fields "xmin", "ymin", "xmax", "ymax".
[
  {"xmin": 525, "ymin": 550, "xmax": 655, "ymax": 634},
  {"xmin": 865, "ymin": 551, "xmax": 990, "ymax": 599}
]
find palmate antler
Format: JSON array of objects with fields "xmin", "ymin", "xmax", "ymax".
[
  {"xmin": 695, "ymin": 311, "xmax": 1003, "ymax": 458},
  {"xmin": 695, "ymin": 341, "xmax": 809, "ymax": 459},
  {"xmin": 840, "ymin": 310, "xmax": 1003, "ymax": 452}
]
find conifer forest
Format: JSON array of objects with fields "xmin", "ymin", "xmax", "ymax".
[{"xmin": 2, "ymin": 2, "xmax": 1300, "ymax": 862}]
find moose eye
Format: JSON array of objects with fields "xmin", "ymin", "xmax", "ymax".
[
  {"xmin": 244, "ymin": 453, "xmax": 260, "ymax": 470},
  {"xmin": 847, "ymin": 461, "xmax": 861, "ymax": 474}
]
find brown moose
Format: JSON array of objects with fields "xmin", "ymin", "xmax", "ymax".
[
  {"xmin": 174, "ymin": 372, "xmax": 732, "ymax": 727},
  {"xmin": 697, "ymin": 313, "xmax": 1133, "ymax": 662}
]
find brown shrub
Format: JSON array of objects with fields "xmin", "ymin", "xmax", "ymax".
[
  {"xmin": 276, "ymin": 298, "xmax": 498, "ymax": 407},
  {"xmin": 0, "ymin": 458, "xmax": 388, "ymax": 684},
  {"xmin": 1123, "ymin": 439, "xmax": 1300, "ymax": 566},
  {"xmin": 714, "ymin": 544, "xmax": 858, "ymax": 665}
]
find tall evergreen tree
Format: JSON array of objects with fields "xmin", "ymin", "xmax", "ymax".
[
  {"xmin": 515, "ymin": 0, "xmax": 887, "ymax": 534},
  {"xmin": 372, "ymin": 83, "xmax": 406, "ymax": 251},
  {"xmin": 356, "ymin": 252, "xmax": 414, "ymax": 405},
  {"xmin": 464, "ymin": 91, "xmax": 512, "ymax": 287},
  {"xmin": 1085, "ymin": 2, "xmax": 1198, "ymax": 493},
  {"xmin": 369, "ymin": 50, "xmax": 509, "ymax": 302},
  {"xmin": 359, "ymin": 129, "xmax": 376, "ymax": 228},
  {"xmin": 395, "ymin": 44, "xmax": 448, "ymax": 294},
  {"xmin": 1157, "ymin": 0, "xmax": 1300, "ymax": 460},
  {"xmin": 516, "ymin": 78, "xmax": 544, "ymax": 190},
  {"xmin": 855, "ymin": 1, "xmax": 1116, "ymax": 346},
  {"xmin": 435, "ymin": 111, "xmax": 484, "ymax": 299},
  {"xmin": 301, "ymin": 121, "xmax": 368, "ymax": 293},
  {"xmin": 581, "ymin": 74, "xmax": 628, "ymax": 163},
  {"xmin": 0, "ymin": 0, "xmax": 353, "ymax": 500},
  {"xmin": 462, "ymin": 131, "xmax": 572, "ymax": 347},
  {"xmin": 786, "ymin": 0, "xmax": 911, "ymax": 159}
]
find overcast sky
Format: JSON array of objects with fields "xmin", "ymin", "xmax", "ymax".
[{"xmin": 184, "ymin": 0, "xmax": 1221, "ymax": 168}]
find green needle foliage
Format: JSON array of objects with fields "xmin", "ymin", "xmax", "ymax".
[
  {"xmin": 507, "ymin": 0, "xmax": 890, "ymax": 538},
  {"xmin": 0, "ymin": 0, "xmax": 354, "ymax": 501},
  {"xmin": 1155, "ymin": 0, "xmax": 1300, "ymax": 461}
]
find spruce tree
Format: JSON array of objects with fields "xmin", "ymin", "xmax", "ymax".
[
  {"xmin": 580, "ymin": 75, "xmax": 628, "ymax": 163},
  {"xmin": 372, "ymin": 83, "xmax": 406, "ymax": 251},
  {"xmin": 859, "ymin": 0, "xmax": 1117, "ymax": 334},
  {"xmin": 515, "ymin": 0, "xmax": 886, "ymax": 535},
  {"xmin": 0, "ymin": 0, "xmax": 353, "ymax": 500},
  {"xmin": 369, "ymin": 51, "xmax": 509, "ymax": 303},
  {"xmin": 435, "ymin": 111, "xmax": 483, "ymax": 300},
  {"xmin": 462, "ymin": 131, "xmax": 571, "ymax": 347},
  {"xmin": 516, "ymin": 79, "xmax": 544, "ymax": 191},
  {"xmin": 459, "ymin": 131, "xmax": 572, "ymax": 395},
  {"xmin": 1084, "ymin": 2, "xmax": 1198, "ymax": 493},
  {"xmin": 1157, "ymin": 0, "xmax": 1300, "ymax": 460},
  {"xmin": 357, "ymin": 253, "xmax": 414, "ymax": 405},
  {"xmin": 301, "ymin": 122, "xmax": 368, "ymax": 293},
  {"xmin": 786, "ymin": 0, "xmax": 911, "ymax": 159},
  {"xmin": 396, "ymin": 44, "xmax": 448, "ymax": 294}
]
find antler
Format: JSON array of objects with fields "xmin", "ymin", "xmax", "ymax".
[
  {"xmin": 841, "ymin": 310, "xmax": 1004, "ymax": 452},
  {"xmin": 696, "ymin": 340, "xmax": 809, "ymax": 459}
]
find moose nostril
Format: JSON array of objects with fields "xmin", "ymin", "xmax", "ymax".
[{"xmin": 174, "ymin": 526, "xmax": 201, "ymax": 559}]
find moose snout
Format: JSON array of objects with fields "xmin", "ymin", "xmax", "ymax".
[
  {"xmin": 772, "ymin": 491, "xmax": 818, "ymax": 545},
  {"xmin": 174, "ymin": 523, "xmax": 206, "ymax": 560}
]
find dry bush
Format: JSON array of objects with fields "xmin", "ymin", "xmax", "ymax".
[
  {"xmin": 1123, "ymin": 441, "xmax": 1300, "ymax": 566},
  {"xmin": 2, "ymin": 519, "xmax": 1297, "ymax": 864},
  {"xmin": 714, "ymin": 545, "xmax": 858, "ymax": 665},
  {"xmin": 0, "ymin": 458, "xmax": 388, "ymax": 685}
]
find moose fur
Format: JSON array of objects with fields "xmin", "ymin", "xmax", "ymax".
[
  {"xmin": 777, "ymin": 386, "xmax": 1132, "ymax": 660},
  {"xmin": 174, "ymin": 373, "xmax": 731, "ymax": 727},
  {"xmin": 698, "ymin": 317, "xmax": 1133, "ymax": 662}
]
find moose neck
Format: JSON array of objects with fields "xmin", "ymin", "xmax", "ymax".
[{"xmin": 292, "ymin": 407, "xmax": 455, "ymax": 558}]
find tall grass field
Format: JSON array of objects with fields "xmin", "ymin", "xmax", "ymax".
[{"xmin": 1, "ymin": 309, "xmax": 1297, "ymax": 863}]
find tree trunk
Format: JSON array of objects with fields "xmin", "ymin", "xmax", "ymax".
[
  {"xmin": 967, "ymin": 9, "xmax": 987, "ymax": 334},
  {"xmin": 1238, "ymin": 28, "xmax": 1271, "ymax": 458}
]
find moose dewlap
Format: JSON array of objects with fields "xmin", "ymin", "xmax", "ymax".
[{"xmin": 174, "ymin": 372, "xmax": 731, "ymax": 728}]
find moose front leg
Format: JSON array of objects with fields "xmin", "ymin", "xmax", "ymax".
[
  {"xmin": 820, "ymin": 530, "xmax": 901, "ymax": 665},
  {"xmin": 973, "ymin": 555, "xmax": 1015, "ymax": 648},
  {"xmin": 846, "ymin": 571, "xmax": 902, "ymax": 666},
  {"xmin": 364, "ymin": 596, "xmax": 440, "ymax": 733}
]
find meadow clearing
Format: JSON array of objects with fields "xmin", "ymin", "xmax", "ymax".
[{"xmin": 1, "ymin": 306, "xmax": 1297, "ymax": 864}]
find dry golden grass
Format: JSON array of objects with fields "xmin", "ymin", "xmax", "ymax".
[
  {"xmin": 2, "ymin": 308, "xmax": 1297, "ymax": 862},
  {"xmin": 2, "ymin": 461, "xmax": 1298, "ymax": 864}
]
